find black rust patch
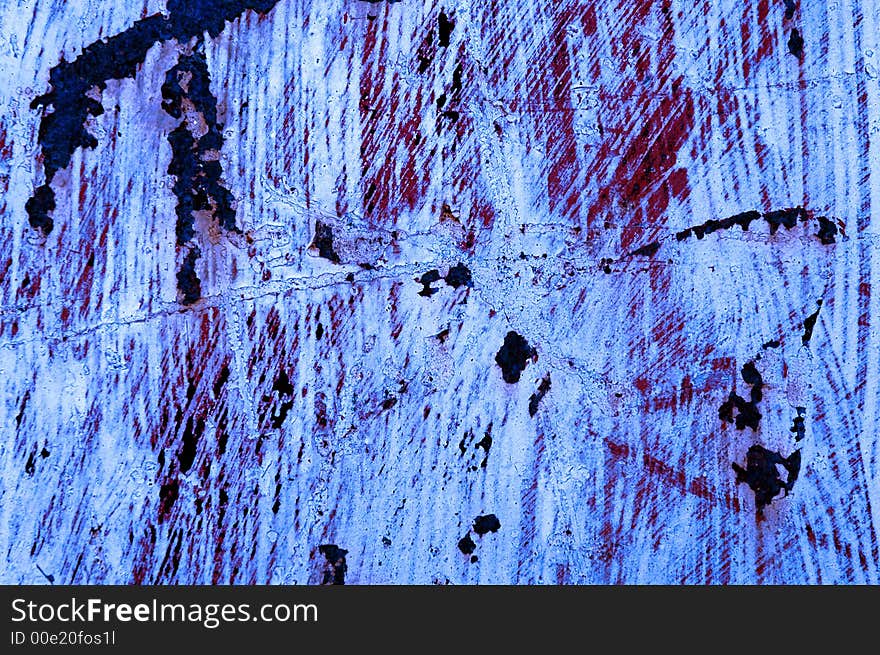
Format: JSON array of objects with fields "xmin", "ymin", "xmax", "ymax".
[
  {"xmin": 176, "ymin": 246, "xmax": 202, "ymax": 305},
  {"xmin": 270, "ymin": 370, "xmax": 295, "ymax": 429},
  {"xmin": 416, "ymin": 269, "xmax": 442, "ymax": 297},
  {"xmin": 788, "ymin": 28, "xmax": 804, "ymax": 59},
  {"xmin": 801, "ymin": 300, "xmax": 823, "ymax": 345},
  {"xmin": 764, "ymin": 207, "xmax": 805, "ymax": 233},
  {"xmin": 626, "ymin": 241, "xmax": 661, "ymax": 258},
  {"xmin": 458, "ymin": 513, "xmax": 500, "ymax": 559},
  {"xmin": 475, "ymin": 423, "xmax": 493, "ymax": 469},
  {"xmin": 473, "ymin": 514, "xmax": 501, "ymax": 536},
  {"xmin": 161, "ymin": 46, "xmax": 240, "ymax": 305},
  {"xmin": 318, "ymin": 544, "xmax": 348, "ymax": 585},
  {"xmin": 438, "ymin": 10, "xmax": 454, "ymax": 48},
  {"xmin": 26, "ymin": 15, "xmax": 166, "ymax": 233},
  {"xmin": 444, "ymin": 262, "xmax": 472, "ymax": 288},
  {"xmin": 733, "ymin": 445, "xmax": 801, "ymax": 518},
  {"xmin": 790, "ymin": 407, "xmax": 806, "ymax": 442},
  {"xmin": 815, "ymin": 216, "xmax": 838, "ymax": 244},
  {"xmin": 15, "ymin": 392, "xmax": 29, "ymax": 430},
  {"xmin": 674, "ymin": 207, "xmax": 835, "ymax": 244},
  {"xmin": 417, "ymin": 263, "xmax": 472, "ymax": 296},
  {"xmin": 495, "ymin": 331, "xmax": 537, "ymax": 384},
  {"xmin": 435, "ymin": 62, "xmax": 464, "ymax": 134},
  {"xmin": 718, "ymin": 361, "xmax": 763, "ymax": 431},
  {"xmin": 458, "ymin": 430, "xmax": 471, "ymax": 456},
  {"xmin": 27, "ymin": 1, "xmax": 281, "ymax": 235},
  {"xmin": 24, "ymin": 185, "xmax": 57, "ymax": 235},
  {"xmin": 311, "ymin": 220, "xmax": 340, "ymax": 263},
  {"xmin": 675, "ymin": 210, "xmax": 762, "ymax": 241},
  {"xmin": 166, "ymin": 1, "xmax": 281, "ymax": 37},
  {"xmin": 178, "ymin": 415, "xmax": 205, "ymax": 474},
  {"xmin": 162, "ymin": 48, "xmax": 239, "ymax": 240},
  {"xmin": 528, "ymin": 374, "xmax": 552, "ymax": 417}
]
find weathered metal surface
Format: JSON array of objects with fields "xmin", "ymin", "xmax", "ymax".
[{"xmin": 0, "ymin": 0, "xmax": 878, "ymax": 583}]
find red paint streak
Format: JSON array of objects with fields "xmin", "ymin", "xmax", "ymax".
[
  {"xmin": 616, "ymin": 89, "xmax": 696, "ymax": 251},
  {"xmin": 582, "ymin": 6, "xmax": 597, "ymax": 36},
  {"xmin": 359, "ymin": 13, "xmax": 436, "ymax": 228},
  {"xmin": 545, "ymin": 11, "xmax": 580, "ymax": 221},
  {"xmin": 516, "ymin": 429, "xmax": 545, "ymax": 582},
  {"xmin": 711, "ymin": 357, "xmax": 735, "ymax": 372},
  {"xmin": 605, "ymin": 438, "xmax": 742, "ymax": 512}
]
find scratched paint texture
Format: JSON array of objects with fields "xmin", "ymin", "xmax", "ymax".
[{"xmin": 1, "ymin": 0, "xmax": 879, "ymax": 584}]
